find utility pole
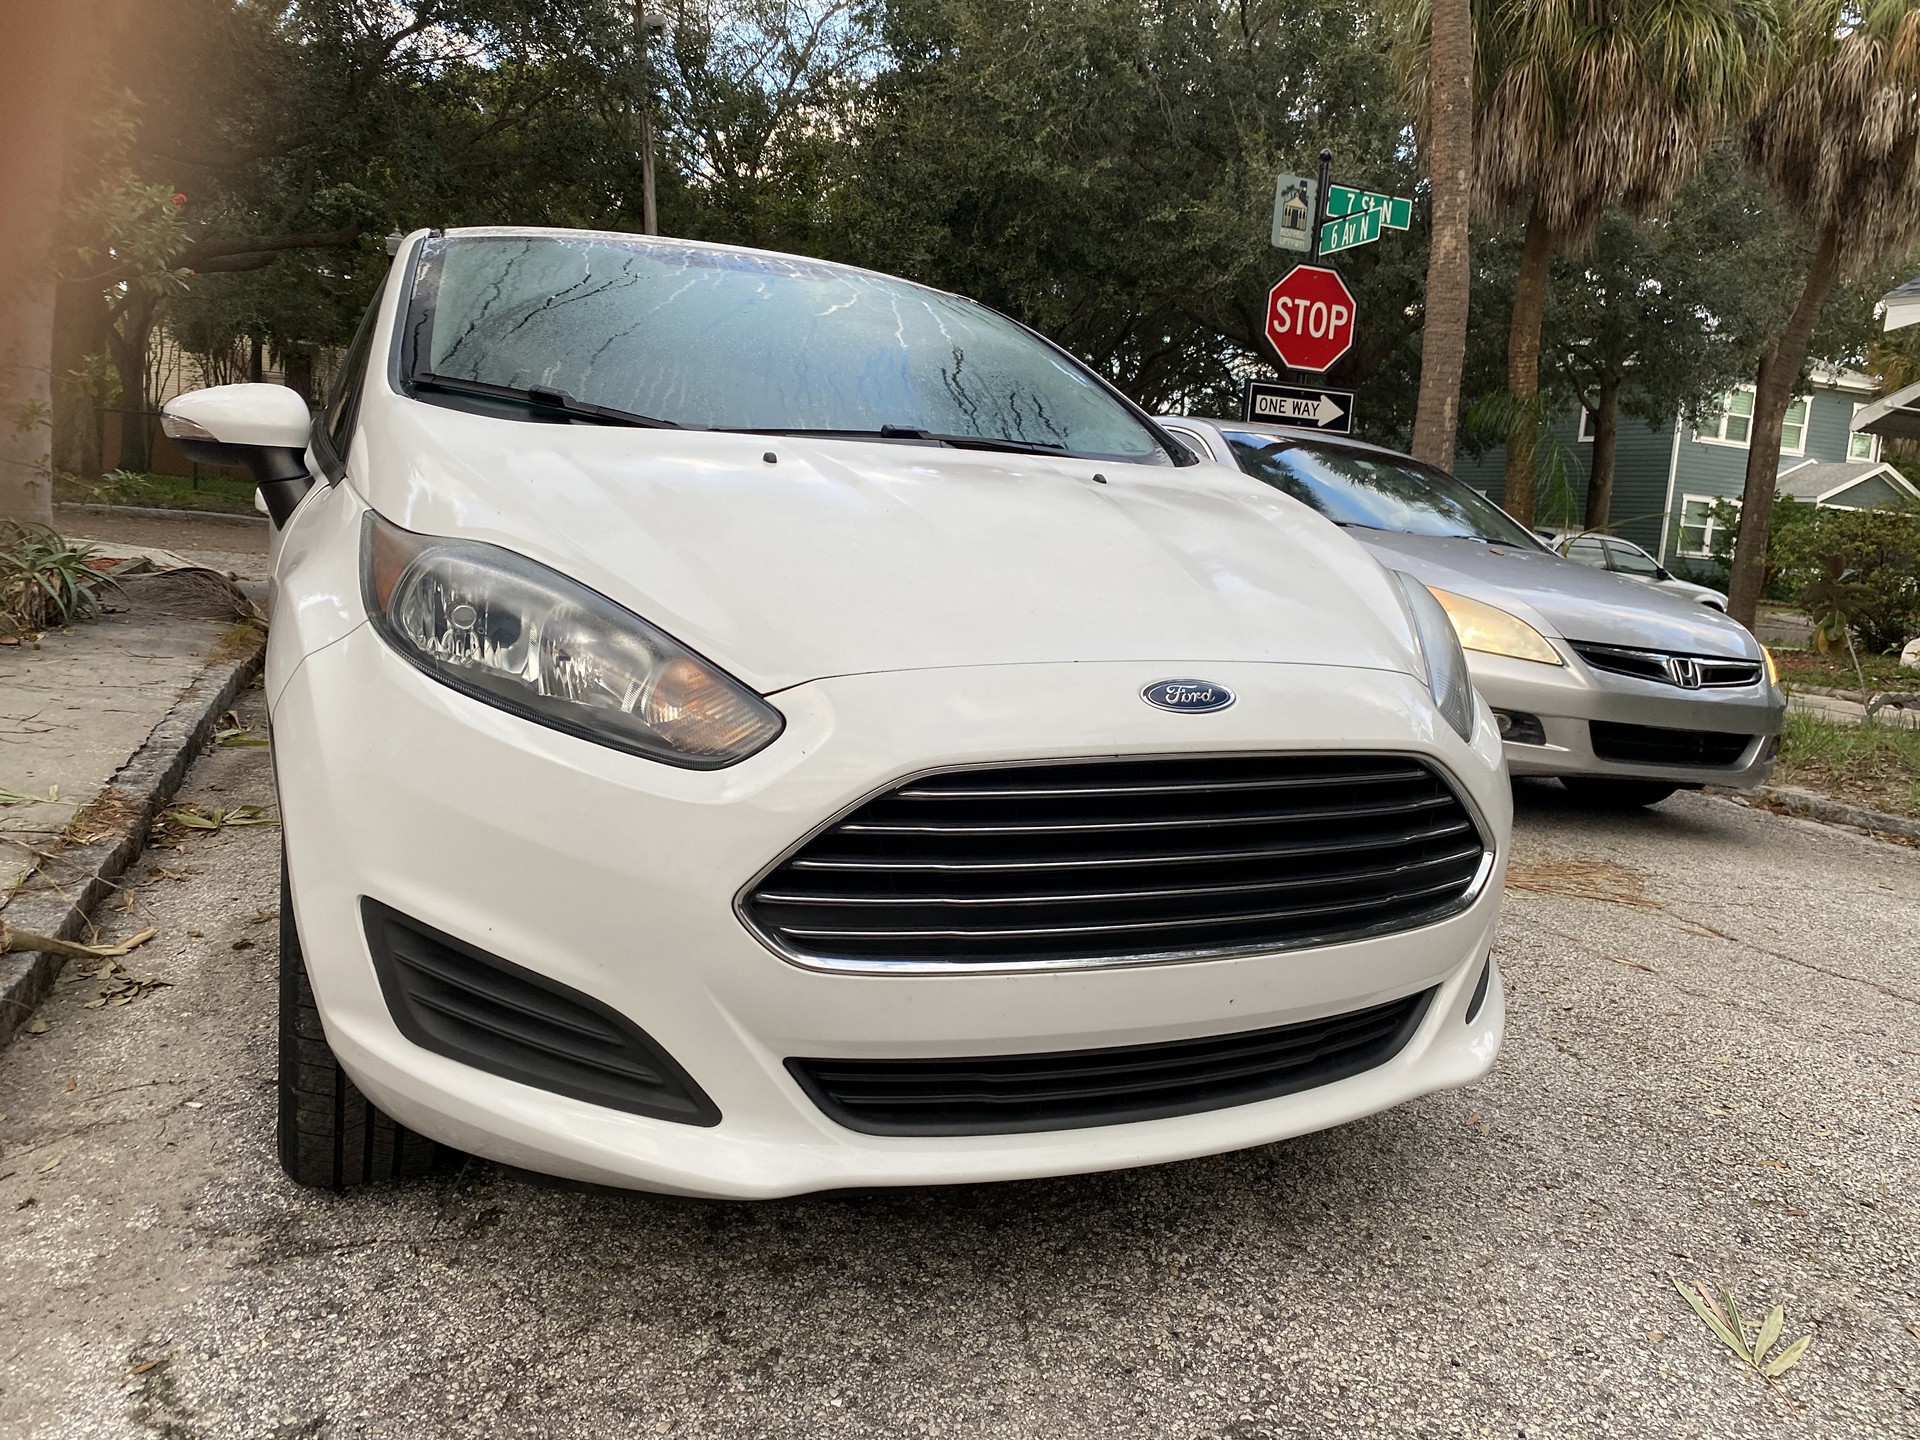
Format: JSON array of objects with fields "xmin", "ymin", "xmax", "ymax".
[{"xmin": 635, "ymin": 7, "xmax": 669, "ymax": 235}]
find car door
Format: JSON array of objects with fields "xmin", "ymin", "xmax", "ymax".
[
  {"xmin": 1602, "ymin": 539, "xmax": 1664, "ymax": 589},
  {"xmin": 1562, "ymin": 535, "xmax": 1609, "ymax": 571}
]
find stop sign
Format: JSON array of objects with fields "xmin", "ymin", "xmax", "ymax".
[{"xmin": 1265, "ymin": 265, "xmax": 1356, "ymax": 373}]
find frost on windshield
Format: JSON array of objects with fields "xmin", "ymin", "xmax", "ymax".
[{"xmin": 419, "ymin": 235, "xmax": 1159, "ymax": 459}]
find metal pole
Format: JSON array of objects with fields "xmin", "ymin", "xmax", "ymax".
[
  {"xmin": 636, "ymin": 4, "xmax": 658, "ymax": 235},
  {"xmin": 1308, "ymin": 148, "xmax": 1332, "ymax": 263}
]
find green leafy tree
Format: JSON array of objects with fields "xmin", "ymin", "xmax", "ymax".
[
  {"xmin": 1727, "ymin": 0, "xmax": 1920, "ymax": 626},
  {"xmin": 1469, "ymin": 0, "xmax": 1778, "ymax": 526}
]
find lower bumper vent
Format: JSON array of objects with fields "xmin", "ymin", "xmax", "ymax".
[
  {"xmin": 1589, "ymin": 721, "xmax": 1753, "ymax": 768},
  {"xmin": 363, "ymin": 900, "xmax": 718, "ymax": 1125},
  {"xmin": 788, "ymin": 989, "xmax": 1433, "ymax": 1136}
]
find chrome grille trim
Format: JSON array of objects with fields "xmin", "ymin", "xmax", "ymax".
[
  {"xmin": 1569, "ymin": 641, "xmax": 1764, "ymax": 690},
  {"xmin": 737, "ymin": 752, "xmax": 1496, "ymax": 975}
]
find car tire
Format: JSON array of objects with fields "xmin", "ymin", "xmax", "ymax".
[
  {"xmin": 278, "ymin": 854, "xmax": 454, "ymax": 1188},
  {"xmin": 1559, "ymin": 777, "xmax": 1679, "ymax": 809}
]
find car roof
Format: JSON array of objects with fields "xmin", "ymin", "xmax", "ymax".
[{"xmin": 1156, "ymin": 416, "xmax": 1444, "ymax": 470}]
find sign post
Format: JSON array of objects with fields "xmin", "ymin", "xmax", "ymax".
[
  {"xmin": 1241, "ymin": 381, "xmax": 1355, "ymax": 433},
  {"xmin": 1263, "ymin": 265, "xmax": 1357, "ymax": 373}
]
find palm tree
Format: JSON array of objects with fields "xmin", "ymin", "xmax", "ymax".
[
  {"xmin": 1470, "ymin": 0, "xmax": 1777, "ymax": 524},
  {"xmin": 1399, "ymin": 0, "xmax": 1475, "ymax": 472},
  {"xmin": 1725, "ymin": 1, "xmax": 1920, "ymax": 627}
]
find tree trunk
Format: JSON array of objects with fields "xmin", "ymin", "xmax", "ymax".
[
  {"xmin": 1726, "ymin": 226, "xmax": 1843, "ymax": 627},
  {"xmin": 1584, "ymin": 374, "xmax": 1620, "ymax": 531},
  {"xmin": 1500, "ymin": 204, "xmax": 1555, "ymax": 526},
  {"xmin": 51, "ymin": 279, "xmax": 106, "ymax": 482},
  {"xmin": 0, "ymin": 8, "xmax": 104, "ymax": 523},
  {"xmin": 105, "ymin": 289, "xmax": 158, "ymax": 474},
  {"xmin": 1408, "ymin": 0, "xmax": 1472, "ymax": 472}
]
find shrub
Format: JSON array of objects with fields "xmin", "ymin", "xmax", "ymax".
[
  {"xmin": 1707, "ymin": 499, "xmax": 1920, "ymax": 650},
  {"xmin": 1771, "ymin": 507, "xmax": 1920, "ymax": 654},
  {"xmin": 0, "ymin": 524, "xmax": 108, "ymax": 636}
]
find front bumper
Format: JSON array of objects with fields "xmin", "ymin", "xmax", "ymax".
[
  {"xmin": 272, "ymin": 628, "xmax": 1509, "ymax": 1198},
  {"xmin": 1466, "ymin": 651, "xmax": 1785, "ymax": 788}
]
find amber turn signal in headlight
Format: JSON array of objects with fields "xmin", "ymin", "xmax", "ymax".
[{"xmin": 360, "ymin": 511, "xmax": 783, "ymax": 768}]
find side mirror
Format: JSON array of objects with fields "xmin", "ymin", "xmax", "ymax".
[{"xmin": 161, "ymin": 384, "xmax": 315, "ymax": 527}]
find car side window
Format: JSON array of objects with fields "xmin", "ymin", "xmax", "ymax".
[
  {"xmin": 316, "ymin": 283, "xmax": 385, "ymax": 480},
  {"xmin": 1605, "ymin": 540, "xmax": 1661, "ymax": 577},
  {"xmin": 1162, "ymin": 428, "xmax": 1213, "ymax": 463},
  {"xmin": 1565, "ymin": 536, "xmax": 1607, "ymax": 568}
]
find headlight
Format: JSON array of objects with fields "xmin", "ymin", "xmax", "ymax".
[
  {"xmin": 1426, "ymin": 587, "xmax": 1563, "ymax": 667},
  {"xmin": 1761, "ymin": 645, "xmax": 1779, "ymax": 686},
  {"xmin": 361, "ymin": 512, "xmax": 783, "ymax": 768},
  {"xmin": 1391, "ymin": 571, "xmax": 1476, "ymax": 742}
]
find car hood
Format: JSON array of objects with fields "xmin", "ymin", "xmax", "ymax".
[
  {"xmin": 1352, "ymin": 530, "xmax": 1761, "ymax": 660},
  {"xmin": 356, "ymin": 404, "xmax": 1424, "ymax": 692}
]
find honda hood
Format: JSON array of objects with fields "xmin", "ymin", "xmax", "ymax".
[
  {"xmin": 355, "ymin": 404, "xmax": 1425, "ymax": 692},
  {"xmin": 1353, "ymin": 531, "xmax": 1761, "ymax": 660}
]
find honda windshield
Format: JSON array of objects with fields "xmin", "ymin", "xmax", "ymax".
[
  {"xmin": 1223, "ymin": 433, "xmax": 1543, "ymax": 547},
  {"xmin": 401, "ymin": 232, "xmax": 1179, "ymax": 465}
]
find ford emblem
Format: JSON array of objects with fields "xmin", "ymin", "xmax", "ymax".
[{"xmin": 1142, "ymin": 679, "xmax": 1235, "ymax": 714}]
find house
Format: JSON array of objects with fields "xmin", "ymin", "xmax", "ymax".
[{"xmin": 1451, "ymin": 368, "xmax": 1918, "ymax": 570}]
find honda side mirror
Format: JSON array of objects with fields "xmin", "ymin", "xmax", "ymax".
[{"xmin": 161, "ymin": 384, "xmax": 314, "ymax": 527}]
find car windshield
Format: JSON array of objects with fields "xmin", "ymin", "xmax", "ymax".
[
  {"xmin": 404, "ymin": 233, "xmax": 1174, "ymax": 464},
  {"xmin": 1223, "ymin": 432, "xmax": 1542, "ymax": 547}
]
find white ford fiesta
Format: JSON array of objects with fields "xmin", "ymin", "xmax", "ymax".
[{"xmin": 162, "ymin": 227, "xmax": 1509, "ymax": 1198}]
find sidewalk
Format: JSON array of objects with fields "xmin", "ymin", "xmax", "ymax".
[
  {"xmin": 1787, "ymin": 688, "xmax": 1920, "ymax": 729},
  {"xmin": 1, "ymin": 520, "xmax": 269, "ymax": 1043}
]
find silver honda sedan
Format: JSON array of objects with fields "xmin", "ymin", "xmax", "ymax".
[{"xmin": 1161, "ymin": 418, "xmax": 1786, "ymax": 808}]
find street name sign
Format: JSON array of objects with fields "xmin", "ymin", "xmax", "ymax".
[
  {"xmin": 1270, "ymin": 173, "xmax": 1317, "ymax": 252},
  {"xmin": 1264, "ymin": 265, "xmax": 1356, "ymax": 373},
  {"xmin": 1325, "ymin": 184, "xmax": 1412, "ymax": 230},
  {"xmin": 1241, "ymin": 380, "xmax": 1354, "ymax": 433},
  {"xmin": 1317, "ymin": 207, "xmax": 1382, "ymax": 256}
]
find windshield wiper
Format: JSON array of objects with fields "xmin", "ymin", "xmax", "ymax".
[
  {"xmin": 411, "ymin": 373, "xmax": 681, "ymax": 429},
  {"xmin": 721, "ymin": 424, "xmax": 1069, "ymax": 456}
]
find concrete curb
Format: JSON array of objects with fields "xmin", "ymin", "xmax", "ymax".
[
  {"xmin": 1728, "ymin": 784, "xmax": 1920, "ymax": 843},
  {"xmin": 55, "ymin": 502, "xmax": 268, "ymax": 528},
  {"xmin": 0, "ymin": 626, "xmax": 268, "ymax": 1048}
]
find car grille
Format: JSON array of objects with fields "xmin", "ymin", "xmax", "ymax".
[
  {"xmin": 1588, "ymin": 721, "xmax": 1754, "ymax": 768},
  {"xmin": 1570, "ymin": 642, "xmax": 1763, "ymax": 689},
  {"xmin": 362, "ymin": 901, "xmax": 719, "ymax": 1125},
  {"xmin": 788, "ymin": 988, "xmax": 1434, "ymax": 1135},
  {"xmin": 741, "ymin": 754, "xmax": 1489, "ymax": 970}
]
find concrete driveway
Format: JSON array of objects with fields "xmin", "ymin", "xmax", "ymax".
[{"xmin": 2, "ymin": 693, "xmax": 1915, "ymax": 1439}]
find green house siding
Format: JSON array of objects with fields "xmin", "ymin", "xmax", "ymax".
[
  {"xmin": 1453, "ymin": 382, "xmax": 1893, "ymax": 565},
  {"xmin": 1450, "ymin": 414, "xmax": 1673, "ymax": 553},
  {"xmin": 1828, "ymin": 474, "xmax": 1912, "ymax": 510}
]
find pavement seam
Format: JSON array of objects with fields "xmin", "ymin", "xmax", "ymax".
[{"xmin": 0, "ymin": 625, "xmax": 268, "ymax": 1048}]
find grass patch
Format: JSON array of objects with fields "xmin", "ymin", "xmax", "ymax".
[
  {"xmin": 1769, "ymin": 645, "xmax": 1914, "ymax": 694},
  {"xmin": 1776, "ymin": 709, "xmax": 1920, "ymax": 818},
  {"xmin": 56, "ymin": 469, "xmax": 258, "ymax": 516}
]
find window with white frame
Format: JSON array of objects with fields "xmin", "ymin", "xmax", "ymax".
[
  {"xmin": 1698, "ymin": 388, "xmax": 1809, "ymax": 452},
  {"xmin": 1577, "ymin": 404, "xmax": 1595, "ymax": 441},
  {"xmin": 1700, "ymin": 390, "xmax": 1754, "ymax": 444},
  {"xmin": 1849, "ymin": 405, "xmax": 1879, "ymax": 462},
  {"xmin": 1677, "ymin": 495, "xmax": 1738, "ymax": 558},
  {"xmin": 1779, "ymin": 395, "xmax": 1810, "ymax": 454}
]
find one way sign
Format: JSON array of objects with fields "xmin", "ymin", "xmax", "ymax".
[{"xmin": 1241, "ymin": 380, "xmax": 1354, "ymax": 434}]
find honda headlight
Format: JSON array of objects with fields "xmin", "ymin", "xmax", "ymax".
[
  {"xmin": 1391, "ymin": 571, "xmax": 1476, "ymax": 743},
  {"xmin": 1426, "ymin": 587, "xmax": 1563, "ymax": 667},
  {"xmin": 361, "ymin": 512, "xmax": 783, "ymax": 768}
]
